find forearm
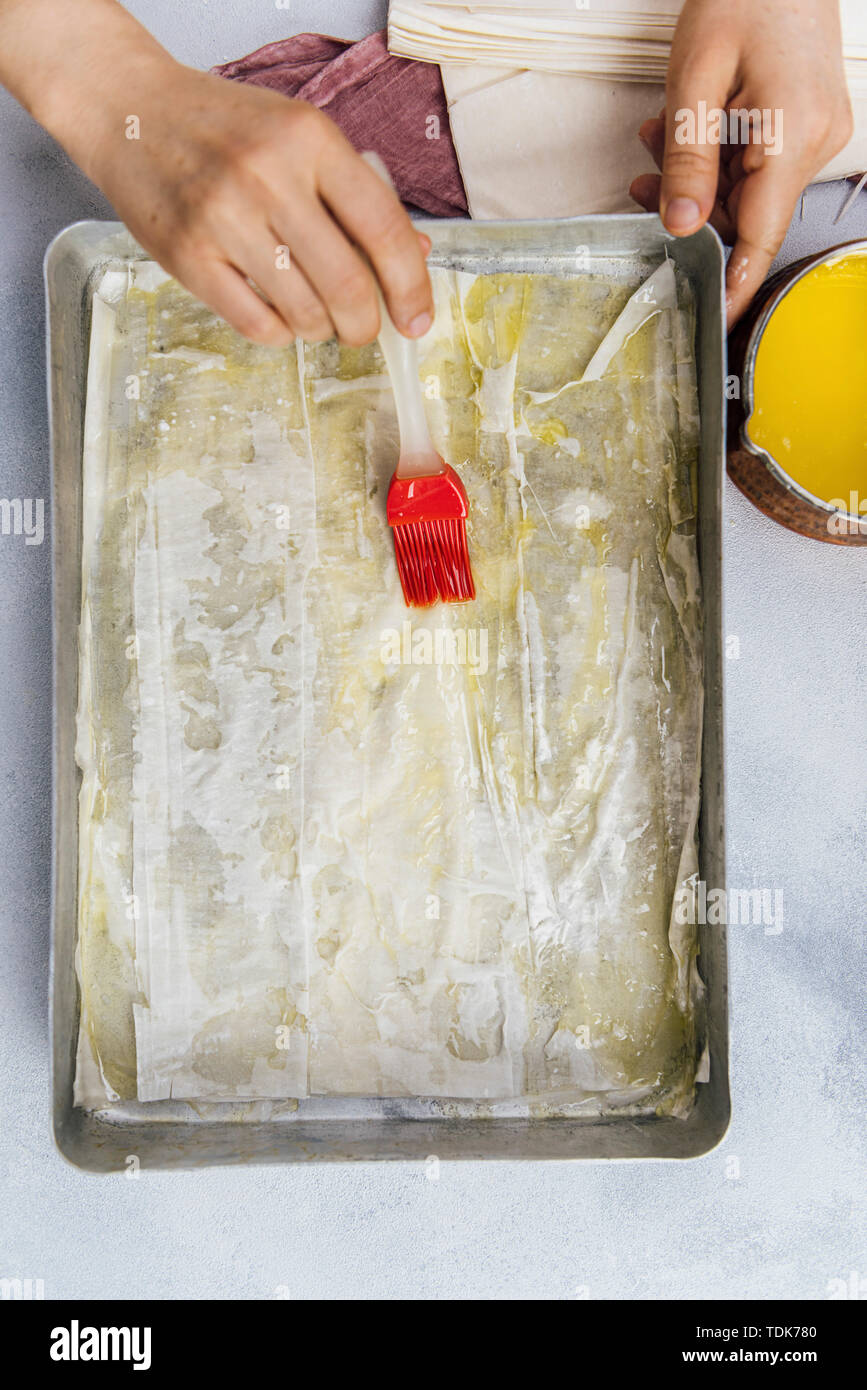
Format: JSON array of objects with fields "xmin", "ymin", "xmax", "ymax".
[
  {"xmin": 0, "ymin": 0, "xmax": 434, "ymax": 345},
  {"xmin": 0, "ymin": 0, "xmax": 178, "ymax": 177}
]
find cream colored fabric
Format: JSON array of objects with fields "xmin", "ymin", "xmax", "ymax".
[
  {"xmin": 443, "ymin": 67, "xmax": 867, "ymax": 219},
  {"xmin": 388, "ymin": 2, "xmax": 867, "ymax": 219},
  {"xmin": 75, "ymin": 256, "xmax": 704, "ymax": 1116},
  {"xmin": 446, "ymin": 66, "xmax": 666, "ymax": 218}
]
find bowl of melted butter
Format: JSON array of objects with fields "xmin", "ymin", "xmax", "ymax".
[{"xmin": 728, "ymin": 240, "xmax": 867, "ymax": 544}]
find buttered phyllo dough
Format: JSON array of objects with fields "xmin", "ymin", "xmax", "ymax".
[{"xmin": 75, "ymin": 256, "xmax": 703, "ymax": 1116}]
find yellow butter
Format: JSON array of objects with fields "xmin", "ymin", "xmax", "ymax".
[{"xmin": 749, "ymin": 251, "xmax": 867, "ymax": 509}]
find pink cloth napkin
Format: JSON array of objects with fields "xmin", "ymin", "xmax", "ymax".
[{"xmin": 212, "ymin": 30, "xmax": 468, "ymax": 218}]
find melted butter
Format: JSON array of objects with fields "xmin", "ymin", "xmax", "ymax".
[{"xmin": 749, "ymin": 252, "xmax": 867, "ymax": 507}]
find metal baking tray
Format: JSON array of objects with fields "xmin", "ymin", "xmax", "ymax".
[{"xmin": 47, "ymin": 215, "xmax": 729, "ymax": 1170}]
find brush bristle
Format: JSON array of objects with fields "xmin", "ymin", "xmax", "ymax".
[{"xmin": 391, "ymin": 518, "xmax": 475, "ymax": 607}]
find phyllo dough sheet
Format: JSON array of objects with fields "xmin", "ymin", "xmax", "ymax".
[{"xmin": 74, "ymin": 254, "xmax": 704, "ymax": 1115}]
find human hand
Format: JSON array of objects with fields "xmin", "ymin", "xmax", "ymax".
[
  {"xmin": 1, "ymin": 0, "xmax": 433, "ymax": 346},
  {"xmin": 629, "ymin": 0, "xmax": 853, "ymax": 326}
]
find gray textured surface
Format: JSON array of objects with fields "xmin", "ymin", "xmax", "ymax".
[{"xmin": 1, "ymin": 1, "xmax": 865, "ymax": 1300}]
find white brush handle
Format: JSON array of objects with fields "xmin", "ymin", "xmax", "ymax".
[{"xmin": 361, "ymin": 151, "xmax": 441, "ymax": 479}]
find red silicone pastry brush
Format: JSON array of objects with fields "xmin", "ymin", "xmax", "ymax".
[{"xmin": 363, "ymin": 153, "xmax": 475, "ymax": 608}]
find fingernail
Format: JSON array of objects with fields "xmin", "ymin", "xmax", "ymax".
[
  {"xmin": 663, "ymin": 197, "xmax": 701, "ymax": 231},
  {"xmin": 406, "ymin": 311, "xmax": 432, "ymax": 337}
]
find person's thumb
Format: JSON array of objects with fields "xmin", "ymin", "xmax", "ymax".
[{"xmin": 660, "ymin": 55, "xmax": 734, "ymax": 236}]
